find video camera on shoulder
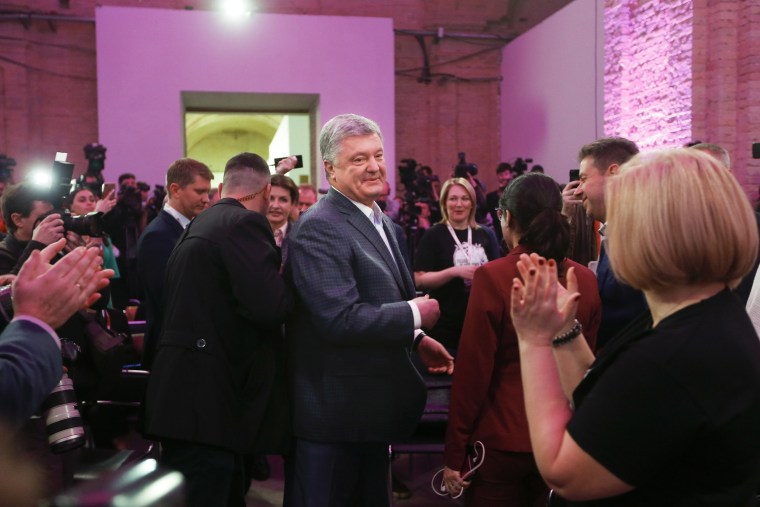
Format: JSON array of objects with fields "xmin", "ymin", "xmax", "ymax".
[{"xmin": 454, "ymin": 152, "xmax": 478, "ymax": 178}]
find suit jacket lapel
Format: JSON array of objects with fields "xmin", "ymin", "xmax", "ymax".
[
  {"xmin": 327, "ymin": 190, "xmax": 410, "ymax": 296},
  {"xmin": 382, "ymin": 216, "xmax": 416, "ymax": 299}
]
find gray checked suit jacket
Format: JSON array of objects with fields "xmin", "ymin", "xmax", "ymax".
[{"xmin": 285, "ymin": 188, "xmax": 427, "ymax": 443}]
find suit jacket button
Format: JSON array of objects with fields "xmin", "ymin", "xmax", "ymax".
[{"xmin": 196, "ymin": 338, "xmax": 206, "ymax": 349}]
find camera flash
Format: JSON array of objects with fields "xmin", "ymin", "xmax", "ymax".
[{"xmin": 55, "ymin": 152, "xmax": 68, "ymax": 162}]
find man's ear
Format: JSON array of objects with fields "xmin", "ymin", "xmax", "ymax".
[
  {"xmin": 217, "ymin": 182, "xmax": 223, "ymax": 196},
  {"xmin": 168, "ymin": 182, "xmax": 181, "ymax": 197},
  {"xmin": 10, "ymin": 212, "xmax": 24, "ymax": 229},
  {"xmin": 324, "ymin": 161, "xmax": 336, "ymax": 181},
  {"xmin": 607, "ymin": 163, "xmax": 621, "ymax": 176}
]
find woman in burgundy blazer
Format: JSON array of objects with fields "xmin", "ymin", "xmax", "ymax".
[{"xmin": 443, "ymin": 173, "xmax": 601, "ymax": 506}]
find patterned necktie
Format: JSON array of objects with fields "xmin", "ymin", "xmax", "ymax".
[{"xmin": 274, "ymin": 228, "xmax": 284, "ymax": 247}]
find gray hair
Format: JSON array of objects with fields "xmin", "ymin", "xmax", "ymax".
[
  {"xmin": 319, "ymin": 114, "xmax": 383, "ymax": 165},
  {"xmin": 690, "ymin": 143, "xmax": 731, "ymax": 170}
]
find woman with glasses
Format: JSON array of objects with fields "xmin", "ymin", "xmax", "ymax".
[
  {"xmin": 413, "ymin": 177, "xmax": 499, "ymax": 353},
  {"xmin": 509, "ymin": 150, "xmax": 760, "ymax": 505},
  {"xmin": 443, "ymin": 173, "xmax": 601, "ymax": 505}
]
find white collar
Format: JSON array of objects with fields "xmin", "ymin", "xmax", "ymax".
[
  {"xmin": 333, "ymin": 187, "xmax": 384, "ymax": 225},
  {"xmin": 163, "ymin": 203, "xmax": 192, "ymax": 229}
]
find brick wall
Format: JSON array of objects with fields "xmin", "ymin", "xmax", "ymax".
[
  {"xmin": 693, "ymin": 0, "xmax": 760, "ymax": 199},
  {"xmin": 2, "ymin": 0, "xmax": 758, "ymax": 194},
  {"xmin": 0, "ymin": 0, "xmax": 508, "ymax": 190},
  {"xmin": 604, "ymin": 0, "xmax": 694, "ymax": 149},
  {"xmin": 605, "ymin": 0, "xmax": 760, "ymax": 200}
]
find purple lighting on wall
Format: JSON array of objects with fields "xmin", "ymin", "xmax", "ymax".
[{"xmin": 604, "ymin": 0, "xmax": 693, "ymax": 149}]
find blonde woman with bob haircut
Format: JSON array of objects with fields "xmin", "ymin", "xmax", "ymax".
[
  {"xmin": 414, "ymin": 177, "xmax": 499, "ymax": 352},
  {"xmin": 509, "ymin": 148, "xmax": 760, "ymax": 506}
]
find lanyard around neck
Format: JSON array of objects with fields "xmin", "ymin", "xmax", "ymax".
[{"xmin": 447, "ymin": 223, "xmax": 472, "ymax": 261}]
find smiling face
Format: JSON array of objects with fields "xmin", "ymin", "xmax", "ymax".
[
  {"xmin": 325, "ymin": 134, "xmax": 386, "ymax": 207},
  {"xmin": 267, "ymin": 185, "xmax": 293, "ymax": 229},
  {"xmin": 70, "ymin": 189, "xmax": 97, "ymax": 215},
  {"xmin": 575, "ymin": 156, "xmax": 609, "ymax": 222},
  {"xmin": 445, "ymin": 184, "xmax": 473, "ymax": 228}
]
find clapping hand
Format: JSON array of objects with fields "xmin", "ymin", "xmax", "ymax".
[
  {"xmin": 510, "ymin": 253, "xmax": 580, "ymax": 347},
  {"xmin": 12, "ymin": 239, "xmax": 114, "ymax": 329}
]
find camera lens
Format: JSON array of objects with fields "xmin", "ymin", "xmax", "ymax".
[{"xmin": 41, "ymin": 373, "xmax": 85, "ymax": 453}]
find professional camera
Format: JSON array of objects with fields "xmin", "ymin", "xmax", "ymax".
[
  {"xmin": 454, "ymin": 152, "xmax": 478, "ymax": 178},
  {"xmin": 118, "ymin": 183, "xmax": 144, "ymax": 214},
  {"xmin": 41, "ymin": 372, "xmax": 86, "ymax": 453},
  {"xmin": 84, "ymin": 143, "xmax": 107, "ymax": 176},
  {"xmin": 513, "ymin": 157, "xmax": 533, "ymax": 175},
  {"xmin": 0, "ymin": 153, "xmax": 16, "ymax": 183},
  {"xmin": 396, "ymin": 158, "xmax": 441, "ymax": 256},
  {"xmin": 0, "ymin": 284, "xmax": 85, "ymax": 453}
]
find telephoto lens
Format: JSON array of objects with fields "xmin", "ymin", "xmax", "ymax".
[{"xmin": 42, "ymin": 372, "xmax": 86, "ymax": 453}]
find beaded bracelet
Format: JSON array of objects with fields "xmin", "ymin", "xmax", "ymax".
[{"xmin": 552, "ymin": 319, "xmax": 582, "ymax": 348}]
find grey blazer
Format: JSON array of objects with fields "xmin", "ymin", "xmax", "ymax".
[{"xmin": 285, "ymin": 188, "xmax": 426, "ymax": 443}]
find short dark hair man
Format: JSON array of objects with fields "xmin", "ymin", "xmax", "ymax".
[
  {"xmin": 486, "ymin": 162, "xmax": 516, "ymax": 248},
  {"xmin": 144, "ymin": 152, "xmax": 293, "ymax": 507},
  {"xmin": 285, "ymin": 114, "xmax": 452, "ymax": 506},
  {"xmin": 136, "ymin": 158, "xmax": 213, "ymax": 368},
  {"xmin": 297, "ymin": 184, "xmax": 318, "ymax": 214},
  {"xmin": 562, "ymin": 136, "xmax": 645, "ymax": 348},
  {"xmin": 0, "ymin": 183, "xmax": 63, "ymax": 275}
]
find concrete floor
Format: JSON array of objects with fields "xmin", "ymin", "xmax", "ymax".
[{"xmin": 245, "ymin": 453, "xmax": 463, "ymax": 507}]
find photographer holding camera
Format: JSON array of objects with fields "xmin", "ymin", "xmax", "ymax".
[
  {"xmin": 103, "ymin": 173, "xmax": 144, "ymax": 308},
  {"xmin": 0, "ymin": 183, "xmax": 64, "ymax": 275}
]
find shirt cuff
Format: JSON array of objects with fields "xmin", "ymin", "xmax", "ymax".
[
  {"xmin": 407, "ymin": 300, "xmax": 422, "ymax": 329},
  {"xmin": 12, "ymin": 316, "xmax": 61, "ymax": 349}
]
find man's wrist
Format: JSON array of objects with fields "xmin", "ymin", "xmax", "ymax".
[{"xmin": 413, "ymin": 331, "xmax": 427, "ymax": 351}]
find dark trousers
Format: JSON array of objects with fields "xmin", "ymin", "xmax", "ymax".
[
  {"xmin": 464, "ymin": 449, "xmax": 548, "ymax": 507},
  {"xmin": 161, "ymin": 439, "xmax": 246, "ymax": 507},
  {"xmin": 284, "ymin": 438, "xmax": 390, "ymax": 507}
]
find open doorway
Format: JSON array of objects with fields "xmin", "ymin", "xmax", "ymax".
[
  {"xmin": 185, "ymin": 112, "xmax": 312, "ymax": 185},
  {"xmin": 182, "ymin": 92, "xmax": 319, "ymax": 186}
]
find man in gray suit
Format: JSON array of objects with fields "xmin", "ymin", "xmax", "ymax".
[{"xmin": 284, "ymin": 114, "xmax": 454, "ymax": 507}]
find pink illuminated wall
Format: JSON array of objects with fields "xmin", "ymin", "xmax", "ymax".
[
  {"xmin": 501, "ymin": 0, "xmax": 604, "ymax": 181},
  {"xmin": 95, "ymin": 7, "xmax": 395, "ymax": 187},
  {"xmin": 604, "ymin": 0, "xmax": 693, "ymax": 149}
]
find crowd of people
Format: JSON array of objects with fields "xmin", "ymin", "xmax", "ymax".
[{"xmin": 1, "ymin": 113, "xmax": 759, "ymax": 507}]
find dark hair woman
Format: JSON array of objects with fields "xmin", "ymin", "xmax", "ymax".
[{"xmin": 442, "ymin": 173, "xmax": 601, "ymax": 505}]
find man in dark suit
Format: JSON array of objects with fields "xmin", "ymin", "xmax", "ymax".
[
  {"xmin": 284, "ymin": 114, "xmax": 454, "ymax": 507},
  {"xmin": 485, "ymin": 162, "xmax": 515, "ymax": 250},
  {"xmin": 144, "ymin": 152, "xmax": 293, "ymax": 507},
  {"xmin": 135, "ymin": 158, "xmax": 213, "ymax": 369},
  {"xmin": 562, "ymin": 137, "xmax": 646, "ymax": 349},
  {"xmin": 0, "ymin": 239, "xmax": 113, "ymax": 427}
]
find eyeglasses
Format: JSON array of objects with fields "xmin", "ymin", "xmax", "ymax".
[{"xmin": 495, "ymin": 208, "xmax": 507, "ymax": 221}]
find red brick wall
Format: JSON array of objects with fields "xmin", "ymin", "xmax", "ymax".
[
  {"xmin": 604, "ymin": 0, "xmax": 694, "ymax": 148},
  {"xmin": 0, "ymin": 0, "xmax": 507, "ymax": 190},
  {"xmin": 2, "ymin": 0, "xmax": 758, "ymax": 195},
  {"xmin": 605, "ymin": 0, "xmax": 760, "ymax": 199},
  {"xmin": 693, "ymin": 0, "xmax": 760, "ymax": 199}
]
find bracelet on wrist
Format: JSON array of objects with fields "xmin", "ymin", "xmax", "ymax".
[{"xmin": 552, "ymin": 319, "xmax": 581, "ymax": 348}]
